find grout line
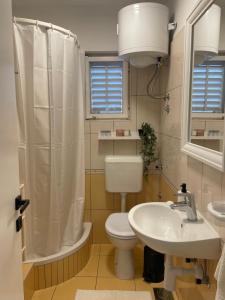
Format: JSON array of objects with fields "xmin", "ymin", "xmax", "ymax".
[
  {"xmin": 94, "ymin": 252, "xmax": 101, "ymax": 290},
  {"xmin": 50, "ymin": 286, "xmax": 57, "ymax": 300}
]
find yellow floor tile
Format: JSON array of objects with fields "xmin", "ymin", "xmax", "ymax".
[
  {"xmin": 135, "ymin": 260, "xmax": 144, "ymax": 278},
  {"xmin": 52, "ymin": 277, "xmax": 96, "ymax": 300},
  {"xmin": 197, "ymin": 284, "xmax": 217, "ymax": 300},
  {"xmin": 90, "ymin": 244, "xmax": 101, "ymax": 256},
  {"xmin": 96, "ymin": 277, "xmax": 135, "ymax": 291},
  {"xmin": 76, "ymin": 255, "xmax": 99, "ymax": 277},
  {"xmin": 32, "ymin": 286, "xmax": 56, "ymax": 300},
  {"xmin": 135, "ymin": 278, "xmax": 163, "ymax": 291},
  {"xmin": 98, "ymin": 255, "xmax": 115, "ymax": 278},
  {"xmin": 177, "ymin": 288, "xmax": 204, "ymax": 300},
  {"xmin": 100, "ymin": 244, "xmax": 115, "ymax": 256}
]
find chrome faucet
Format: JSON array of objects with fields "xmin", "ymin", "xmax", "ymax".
[{"xmin": 170, "ymin": 185, "xmax": 198, "ymax": 222}]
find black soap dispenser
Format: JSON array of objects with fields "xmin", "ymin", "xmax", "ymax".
[{"xmin": 180, "ymin": 183, "xmax": 187, "ymax": 194}]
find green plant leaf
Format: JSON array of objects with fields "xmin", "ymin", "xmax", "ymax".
[{"xmin": 139, "ymin": 122, "xmax": 157, "ymax": 176}]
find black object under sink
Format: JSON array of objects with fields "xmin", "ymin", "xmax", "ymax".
[{"xmin": 143, "ymin": 245, "xmax": 164, "ymax": 283}]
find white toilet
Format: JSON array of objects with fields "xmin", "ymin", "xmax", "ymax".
[{"xmin": 104, "ymin": 155, "xmax": 143, "ymax": 279}]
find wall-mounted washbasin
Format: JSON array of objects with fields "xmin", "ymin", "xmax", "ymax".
[{"xmin": 128, "ymin": 202, "xmax": 221, "ymax": 259}]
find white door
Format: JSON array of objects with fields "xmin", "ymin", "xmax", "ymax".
[{"xmin": 0, "ymin": 1, "xmax": 24, "ymax": 300}]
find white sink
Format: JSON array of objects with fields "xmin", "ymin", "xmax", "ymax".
[{"xmin": 128, "ymin": 202, "xmax": 221, "ymax": 259}]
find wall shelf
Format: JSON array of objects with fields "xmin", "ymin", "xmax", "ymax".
[
  {"xmin": 191, "ymin": 136, "xmax": 223, "ymax": 140},
  {"xmin": 98, "ymin": 131, "xmax": 140, "ymax": 141}
]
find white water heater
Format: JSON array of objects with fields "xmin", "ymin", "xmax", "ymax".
[
  {"xmin": 194, "ymin": 4, "xmax": 221, "ymax": 64},
  {"xmin": 118, "ymin": 2, "xmax": 169, "ymax": 68}
]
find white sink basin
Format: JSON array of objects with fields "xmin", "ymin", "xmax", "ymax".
[{"xmin": 128, "ymin": 202, "xmax": 221, "ymax": 259}]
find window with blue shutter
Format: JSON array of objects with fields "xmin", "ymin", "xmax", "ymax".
[
  {"xmin": 192, "ymin": 63, "xmax": 225, "ymax": 113},
  {"xmin": 86, "ymin": 57, "xmax": 128, "ymax": 119}
]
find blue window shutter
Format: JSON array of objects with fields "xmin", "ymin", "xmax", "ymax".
[
  {"xmin": 89, "ymin": 61, "xmax": 124, "ymax": 114},
  {"xmin": 192, "ymin": 64, "xmax": 225, "ymax": 113}
]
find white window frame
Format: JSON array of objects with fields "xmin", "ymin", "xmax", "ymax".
[{"xmin": 85, "ymin": 56, "xmax": 129, "ymax": 119}]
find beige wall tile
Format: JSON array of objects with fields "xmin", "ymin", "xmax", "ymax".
[
  {"xmin": 202, "ymin": 164, "xmax": 222, "ymax": 206},
  {"xmin": 114, "ymin": 141, "xmax": 137, "ymax": 156},
  {"xmin": 90, "ymin": 134, "xmax": 113, "ymax": 170},
  {"xmin": 113, "ymin": 96, "xmax": 137, "ymax": 131},
  {"xmin": 160, "ymin": 175, "xmax": 176, "ymax": 202},
  {"xmin": 136, "ymin": 175, "xmax": 160, "ymax": 203},
  {"xmin": 137, "ymin": 96, "xmax": 161, "ymax": 132},
  {"xmin": 90, "ymin": 120, "xmax": 113, "ymax": 133},
  {"xmin": 91, "ymin": 173, "xmax": 114, "ymax": 209},
  {"xmin": 130, "ymin": 66, "xmax": 137, "ymax": 96},
  {"xmin": 160, "ymin": 87, "xmax": 182, "ymax": 139},
  {"xmin": 160, "ymin": 135, "xmax": 188, "ymax": 189},
  {"xmin": 136, "ymin": 65, "xmax": 159, "ymax": 96},
  {"xmin": 85, "ymin": 134, "xmax": 91, "ymax": 170},
  {"xmin": 187, "ymin": 157, "xmax": 203, "ymax": 210},
  {"xmin": 167, "ymin": 28, "xmax": 185, "ymax": 92},
  {"xmin": 84, "ymin": 120, "xmax": 90, "ymax": 134},
  {"xmin": 113, "ymin": 120, "xmax": 136, "ymax": 131}
]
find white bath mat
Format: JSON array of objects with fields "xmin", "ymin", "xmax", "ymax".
[{"xmin": 75, "ymin": 290, "xmax": 152, "ymax": 300}]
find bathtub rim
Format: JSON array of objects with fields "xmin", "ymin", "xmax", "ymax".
[{"xmin": 24, "ymin": 222, "xmax": 92, "ymax": 266}]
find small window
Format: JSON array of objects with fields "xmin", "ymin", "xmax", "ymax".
[
  {"xmin": 86, "ymin": 57, "xmax": 128, "ymax": 119},
  {"xmin": 192, "ymin": 62, "xmax": 225, "ymax": 113}
]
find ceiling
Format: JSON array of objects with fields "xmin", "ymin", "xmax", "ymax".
[{"xmin": 13, "ymin": 0, "xmax": 172, "ymax": 8}]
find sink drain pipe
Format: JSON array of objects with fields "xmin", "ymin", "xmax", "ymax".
[{"xmin": 164, "ymin": 255, "xmax": 203, "ymax": 291}]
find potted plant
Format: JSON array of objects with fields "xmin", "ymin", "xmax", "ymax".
[{"xmin": 139, "ymin": 122, "xmax": 157, "ymax": 176}]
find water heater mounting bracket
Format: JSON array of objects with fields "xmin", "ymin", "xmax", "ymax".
[{"xmin": 168, "ymin": 22, "xmax": 177, "ymax": 31}]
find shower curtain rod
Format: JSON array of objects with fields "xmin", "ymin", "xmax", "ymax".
[{"xmin": 13, "ymin": 17, "xmax": 79, "ymax": 45}]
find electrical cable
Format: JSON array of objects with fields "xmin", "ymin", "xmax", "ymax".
[{"xmin": 146, "ymin": 62, "xmax": 169, "ymax": 101}]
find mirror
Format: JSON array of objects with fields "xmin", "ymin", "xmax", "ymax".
[{"xmin": 182, "ymin": 0, "xmax": 225, "ymax": 171}]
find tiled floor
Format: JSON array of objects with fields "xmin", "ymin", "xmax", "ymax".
[
  {"xmin": 32, "ymin": 244, "xmax": 216, "ymax": 300},
  {"xmin": 32, "ymin": 244, "xmax": 156, "ymax": 300}
]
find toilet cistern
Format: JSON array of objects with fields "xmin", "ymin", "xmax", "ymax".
[{"xmin": 105, "ymin": 155, "xmax": 143, "ymax": 212}]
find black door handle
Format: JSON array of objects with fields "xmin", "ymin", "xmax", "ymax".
[
  {"xmin": 15, "ymin": 195, "xmax": 30, "ymax": 214},
  {"xmin": 16, "ymin": 216, "xmax": 23, "ymax": 232}
]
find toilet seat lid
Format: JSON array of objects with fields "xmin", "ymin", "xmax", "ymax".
[{"xmin": 105, "ymin": 213, "xmax": 136, "ymax": 238}]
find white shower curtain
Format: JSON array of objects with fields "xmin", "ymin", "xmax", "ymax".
[{"xmin": 14, "ymin": 23, "xmax": 85, "ymax": 258}]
